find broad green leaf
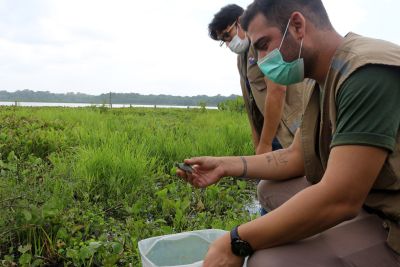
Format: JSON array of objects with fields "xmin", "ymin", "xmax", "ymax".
[
  {"xmin": 18, "ymin": 244, "xmax": 31, "ymax": 254},
  {"xmin": 18, "ymin": 253, "xmax": 32, "ymax": 265},
  {"xmin": 111, "ymin": 242, "xmax": 123, "ymax": 254}
]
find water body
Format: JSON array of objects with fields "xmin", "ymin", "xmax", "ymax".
[
  {"xmin": 0, "ymin": 101, "xmax": 218, "ymax": 110},
  {"xmin": 146, "ymin": 235, "xmax": 210, "ymax": 266},
  {"xmin": 250, "ymin": 200, "xmax": 264, "ymax": 216}
]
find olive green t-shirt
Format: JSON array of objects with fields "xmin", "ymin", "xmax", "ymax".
[{"xmin": 331, "ymin": 64, "xmax": 400, "ymax": 152}]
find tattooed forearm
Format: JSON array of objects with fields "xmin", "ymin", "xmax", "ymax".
[
  {"xmin": 265, "ymin": 150, "xmax": 289, "ymax": 166},
  {"xmin": 266, "ymin": 154, "xmax": 275, "ymax": 165},
  {"xmin": 276, "ymin": 150, "xmax": 289, "ymax": 165}
]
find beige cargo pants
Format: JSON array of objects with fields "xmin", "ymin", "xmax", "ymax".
[{"xmin": 249, "ymin": 177, "xmax": 400, "ymax": 267}]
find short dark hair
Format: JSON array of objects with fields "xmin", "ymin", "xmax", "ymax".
[
  {"xmin": 208, "ymin": 4, "xmax": 244, "ymax": 41},
  {"xmin": 241, "ymin": 0, "xmax": 332, "ymax": 33}
]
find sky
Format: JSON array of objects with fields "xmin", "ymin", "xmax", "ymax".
[{"xmin": 0, "ymin": 0, "xmax": 398, "ymax": 96}]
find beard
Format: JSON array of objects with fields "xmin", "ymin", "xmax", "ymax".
[
  {"xmin": 279, "ymin": 32, "xmax": 302, "ymax": 63},
  {"xmin": 280, "ymin": 32, "xmax": 316, "ymax": 79}
]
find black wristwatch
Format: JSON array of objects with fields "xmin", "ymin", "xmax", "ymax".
[{"xmin": 230, "ymin": 226, "xmax": 254, "ymax": 257}]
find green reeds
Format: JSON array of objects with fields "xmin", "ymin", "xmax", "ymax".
[{"xmin": 0, "ymin": 106, "xmax": 256, "ymax": 266}]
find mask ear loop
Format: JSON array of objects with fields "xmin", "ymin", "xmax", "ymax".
[
  {"xmin": 298, "ymin": 38, "xmax": 304, "ymax": 59},
  {"xmin": 279, "ymin": 19, "xmax": 291, "ymax": 50},
  {"xmin": 229, "ymin": 21, "xmax": 240, "ymax": 41},
  {"xmin": 236, "ymin": 21, "xmax": 247, "ymax": 40}
]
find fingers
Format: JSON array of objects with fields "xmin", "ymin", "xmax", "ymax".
[
  {"xmin": 176, "ymin": 169, "xmax": 186, "ymax": 179},
  {"xmin": 178, "ymin": 157, "xmax": 215, "ymax": 188},
  {"xmin": 176, "ymin": 168, "xmax": 194, "ymax": 184},
  {"xmin": 176, "ymin": 169, "xmax": 207, "ymax": 188},
  {"xmin": 203, "ymin": 233, "xmax": 243, "ymax": 267},
  {"xmin": 184, "ymin": 157, "xmax": 204, "ymax": 166}
]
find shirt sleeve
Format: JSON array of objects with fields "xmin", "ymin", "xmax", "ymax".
[{"xmin": 331, "ymin": 64, "xmax": 400, "ymax": 152}]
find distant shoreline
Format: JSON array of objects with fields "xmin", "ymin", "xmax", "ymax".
[
  {"xmin": 0, "ymin": 101, "xmax": 218, "ymax": 109},
  {"xmin": 0, "ymin": 90, "xmax": 239, "ymax": 107}
]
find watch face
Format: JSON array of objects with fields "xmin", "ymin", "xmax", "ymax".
[{"xmin": 232, "ymin": 239, "xmax": 253, "ymax": 257}]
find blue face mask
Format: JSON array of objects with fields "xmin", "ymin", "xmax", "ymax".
[{"xmin": 257, "ymin": 20, "xmax": 304, "ymax": 85}]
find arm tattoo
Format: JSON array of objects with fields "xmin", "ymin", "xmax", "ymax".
[
  {"xmin": 266, "ymin": 150, "xmax": 289, "ymax": 166},
  {"xmin": 266, "ymin": 154, "xmax": 274, "ymax": 164},
  {"xmin": 276, "ymin": 150, "xmax": 289, "ymax": 165}
]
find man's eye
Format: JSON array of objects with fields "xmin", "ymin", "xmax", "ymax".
[
  {"xmin": 259, "ymin": 42, "xmax": 269, "ymax": 51},
  {"xmin": 255, "ymin": 38, "xmax": 270, "ymax": 51},
  {"xmin": 262, "ymin": 46, "xmax": 269, "ymax": 51}
]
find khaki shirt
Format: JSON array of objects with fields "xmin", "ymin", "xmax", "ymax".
[
  {"xmin": 301, "ymin": 33, "xmax": 400, "ymax": 254},
  {"xmin": 238, "ymin": 45, "xmax": 313, "ymax": 148}
]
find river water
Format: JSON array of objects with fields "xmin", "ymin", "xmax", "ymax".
[{"xmin": 0, "ymin": 101, "xmax": 218, "ymax": 109}]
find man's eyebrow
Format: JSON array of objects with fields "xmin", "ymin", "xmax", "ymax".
[{"xmin": 253, "ymin": 36, "xmax": 270, "ymax": 50}]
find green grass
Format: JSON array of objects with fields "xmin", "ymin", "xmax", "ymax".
[{"xmin": 0, "ymin": 106, "xmax": 257, "ymax": 266}]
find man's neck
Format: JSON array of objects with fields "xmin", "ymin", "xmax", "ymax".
[{"xmin": 312, "ymin": 30, "xmax": 344, "ymax": 86}]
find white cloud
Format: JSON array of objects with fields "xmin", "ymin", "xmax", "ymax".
[
  {"xmin": 324, "ymin": 0, "xmax": 398, "ymax": 44},
  {"xmin": 0, "ymin": 0, "xmax": 399, "ymax": 96}
]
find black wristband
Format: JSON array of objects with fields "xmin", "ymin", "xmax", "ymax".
[
  {"xmin": 239, "ymin": 156, "xmax": 247, "ymax": 178},
  {"xmin": 230, "ymin": 226, "xmax": 254, "ymax": 257}
]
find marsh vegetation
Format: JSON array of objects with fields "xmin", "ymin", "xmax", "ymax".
[{"xmin": 0, "ymin": 106, "xmax": 256, "ymax": 266}]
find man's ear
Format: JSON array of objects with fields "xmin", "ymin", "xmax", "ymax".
[{"xmin": 289, "ymin": 12, "xmax": 306, "ymax": 40}]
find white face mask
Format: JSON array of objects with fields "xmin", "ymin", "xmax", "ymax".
[{"xmin": 228, "ymin": 30, "xmax": 250, "ymax": 54}]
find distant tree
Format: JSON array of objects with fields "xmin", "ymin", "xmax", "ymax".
[
  {"xmin": 0, "ymin": 90, "xmax": 240, "ymax": 107},
  {"xmin": 198, "ymin": 101, "xmax": 207, "ymax": 112},
  {"xmin": 217, "ymin": 96, "xmax": 245, "ymax": 113}
]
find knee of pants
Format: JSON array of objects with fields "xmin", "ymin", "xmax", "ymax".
[
  {"xmin": 257, "ymin": 180, "xmax": 269, "ymax": 204},
  {"xmin": 256, "ymin": 180, "xmax": 285, "ymax": 212},
  {"xmin": 248, "ymin": 251, "xmax": 288, "ymax": 267},
  {"xmin": 248, "ymin": 249, "xmax": 316, "ymax": 267},
  {"xmin": 257, "ymin": 177, "xmax": 310, "ymax": 211}
]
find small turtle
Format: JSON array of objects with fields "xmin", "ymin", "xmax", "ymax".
[{"xmin": 174, "ymin": 162, "xmax": 194, "ymax": 173}]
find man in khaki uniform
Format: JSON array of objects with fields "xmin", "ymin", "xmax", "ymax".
[
  {"xmin": 178, "ymin": 0, "xmax": 400, "ymax": 266},
  {"xmin": 208, "ymin": 4, "xmax": 309, "ymax": 153}
]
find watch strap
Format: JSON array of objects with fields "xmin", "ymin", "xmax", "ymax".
[
  {"xmin": 231, "ymin": 225, "xmax": 241, "ymax": 241},
  {"xmin": 230, "ymin": 225, "xmax": 254, "ymax": 257}
]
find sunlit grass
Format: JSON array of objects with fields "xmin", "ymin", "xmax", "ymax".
[{"xmin": 0, "ymin": 106, "xmax": 256, "ymax": 266}]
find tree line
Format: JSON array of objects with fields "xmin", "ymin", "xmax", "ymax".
[{"xmin": 0, "ymin": 90, "xmax": 241, "ymax": 107}]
